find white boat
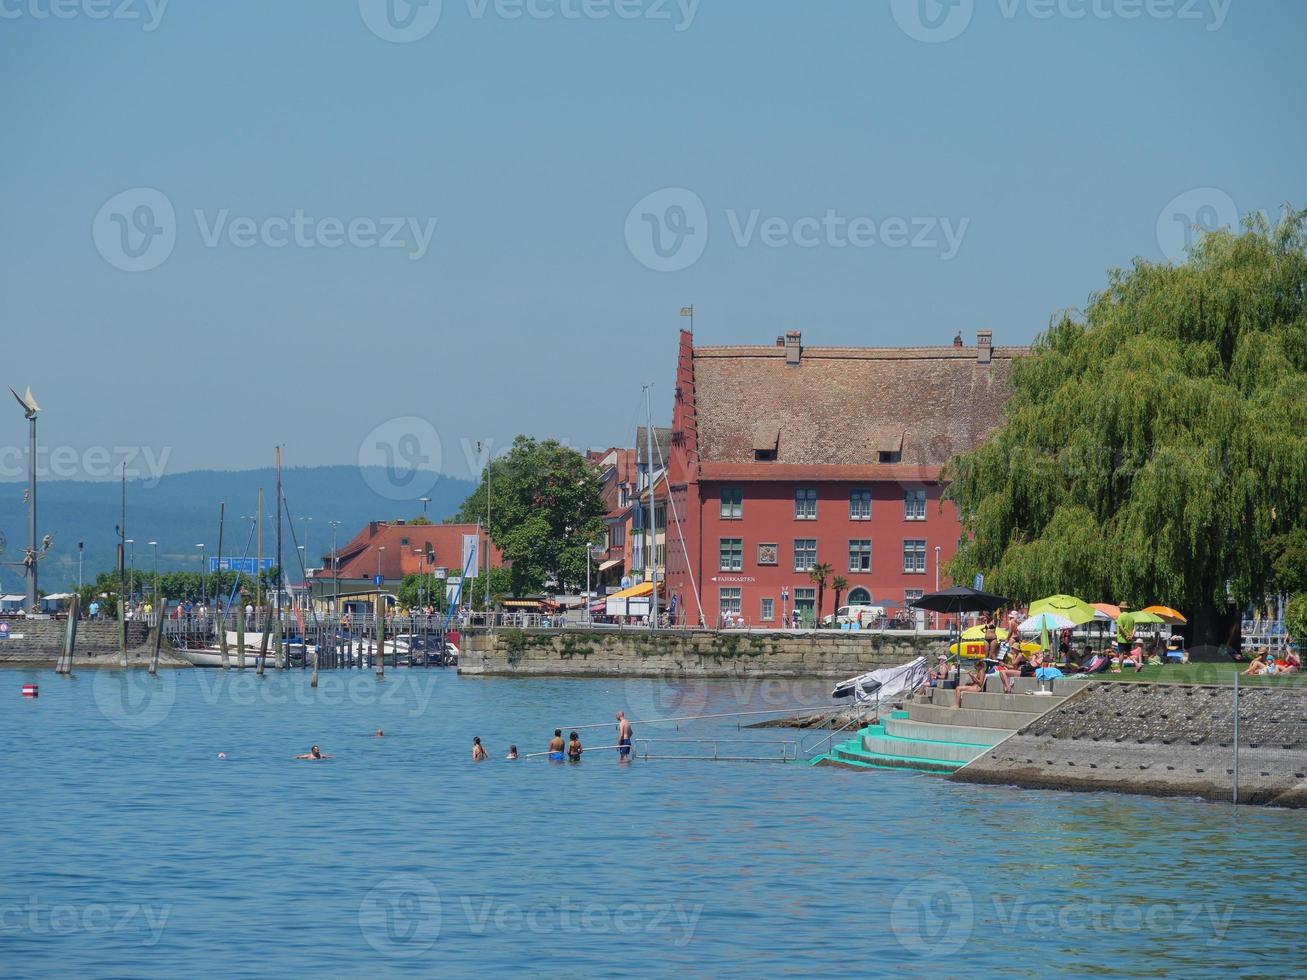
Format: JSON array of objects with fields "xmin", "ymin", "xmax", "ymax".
[
  {"xmin": 177, "ymin": 643, "xmax": 309, "ymax": 668},
  {"xmin": 831, "ymin": 656, "xmax": 929, "ymax": 704}
]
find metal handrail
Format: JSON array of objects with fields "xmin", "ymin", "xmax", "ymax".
[
  {"xmin": 558, "ymin": 703, "xmax": 834, "ymax": 733},
  {"xmin": 799, "ymin": 714, "xmax": 865, "ymax": 759}
]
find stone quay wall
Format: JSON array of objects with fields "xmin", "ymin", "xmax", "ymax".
[
  {"xmin": 952, "ymin": 682, "xmax": 1307, "ymax": 808},
  {"xmin": 458, "ymin": 628, "xmax": 949, "ymax": 678},
  {"xmin": 0, "ymin": 619, "xmax": 155, "ymax": 665}
]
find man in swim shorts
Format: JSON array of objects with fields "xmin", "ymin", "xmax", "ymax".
[
  {"xmin": 616, "ymin": 711, "xmax": 633, "ymax": 759},
  {"xmin": 548, "ymin": 729, "xmax": 566, "ymax": 761},
  {"xmin": 295, "ymin": 745, "xmax": 332, "ymax": 760}
]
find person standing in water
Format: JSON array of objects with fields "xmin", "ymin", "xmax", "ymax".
[
  {"xmin": 471, "ymin": 737, "xmax": 488, "ymax": 761},
  {"xmin": 616, "ymin": 711, "xmax": 634, "ymax": 760},
  {"xmin": 567, "ymin": 731, "xmax": 583, "ymax": 761},
  {"xmin": 548, "ymin": 729, "xmax": 566, "ymax": 761},
  {"xmin": 506, "ymin": 745, "xmax": 518, "ymax": 760},
  {"xmin": 295, "ymin": 745, "xmax": 332, "ymax": 760}
]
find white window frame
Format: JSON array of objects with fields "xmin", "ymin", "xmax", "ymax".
[
  {"xmin": 849, "ymin": 488, "xmax": 872, "ymax": 521},
  {"xmin": 794, "ymin": 487, "xmax": 817, "ymax": 520}
]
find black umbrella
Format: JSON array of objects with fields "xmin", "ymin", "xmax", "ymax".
[
  {"xmin": 910, "ymin": 586, "xmax": 1010, "ymax": 684},
  {"xmin": 910, "ymin": 586, "xmax": 1009, "ymax": 614}
]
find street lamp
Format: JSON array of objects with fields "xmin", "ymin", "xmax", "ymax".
[
  {"xmin": 148, "ymin": 541, "xmax": 158, "ymax": 609},
  {"xmin": 585, "ymin": 543, "xmax": 604, "ymax": 624},
  {"xmin": 376, "ymin": 546, "xmax": 385, "ymax": 590},
  {"xmin": 77, "ymin": 541, "xmax": 84, "ymax": 590},
  {"xmin": 8, "ymin": 385, "xmax": 40, "ymax": 613},
  {"xmin": 419, "ymin": 496, "xmax": 431, "ymax": 517},
  {"xmin": 934, "ymin": 545, "xmax": 942, "ymax": 630},
  {"xmin": 299, "ymin": 517, "xmax": 313, "ymax": 570},
  {"xmin": 126, "ymin": 539, "xmax": 135, "ymax": 603},
  {"xmin": 329, "ymin": 520, "xmax": 342, "ymax": 619}
]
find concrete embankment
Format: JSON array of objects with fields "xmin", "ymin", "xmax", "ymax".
[
  {"xmin": 952, "ymin": 682, "xmax": 1307, "ymax": 808},
  {"xmin": 0, "ymin": 619, "xmax": 192, "ymax": 668},
  {"xmin": 457, "ymin": 628, "xmax": 948, "ymax": 679}
]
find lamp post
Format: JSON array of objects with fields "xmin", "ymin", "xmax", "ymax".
[
  {"xmin": 299, "ymin": 517, "xmax": 312, "ymax": 570},
  {"xmin": 419, "ymin": 496, "xmax": 431, "ymax": 518},
  {"xmin": 934, "ymin": 545, "xmax": 942, "ymax": 630},
  {"xmin": 476, "ymin": 442, "xmax": 492, "ymax": 622},
  {"xmin": 126, "ymin": 539, "xmax": 135, "ymax": 603},
  {"xmin": 196, "ymin": 544, "xmax": 206, "ymax": 605},
  {"xmin": 149, "ymin": 541, "xmax": 158, "ymax": 610},
  {"xmin": 77, "ymin": 541, "xmax": 84, "ymax": 590},
  {"xmin": 376, "ymin": 546, "xmax": 385, "ymax": 590},
  {"xmin": 9, "ymin": 386, "xmax": 40, "ymax": 613},
  {"xmin": 329, "ymin": 520, "xmax": 342, "ymax": 620}
]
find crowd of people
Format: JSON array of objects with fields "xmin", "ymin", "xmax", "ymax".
[{"xmin": 470, "ymin": 712, "xmax": 635, "ymax": 763}]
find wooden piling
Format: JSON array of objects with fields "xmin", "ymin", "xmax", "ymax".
[
  {"xmin": 256, "ymin": 603, "xmax": 271, "ymax": 677},
  {"xmin": 236, "ymin": 605, "xmax": 246, "ymax": 670},
  {"xmin": 274, "ymin": 611, "xmax": 284, "ymax": 671},
  {"xmin": 119, "ymin": 598, "xmax": 128, "ymax": 668},
  {"xmin": 149, "ymin": 597, "xmax": 164, "ymax": 675},
  {"xmin": 57, "ymin": 594, "xmax": 80, "ymax": 674},
  {"xmin": 375, "ymin": 596, "xmax": 385, "ymax": 679}
]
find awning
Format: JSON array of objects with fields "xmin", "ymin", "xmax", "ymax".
[
  {"xmin": 502, "ymin": 599, "xmax": 542, "ymax": 608},
  {"xmin": 598, "ymin": 558, "xmax": 622, "ymax": 572},
  {"xmin": 608, "ymin": 581, "xmax": 654, "ymax": 600}
]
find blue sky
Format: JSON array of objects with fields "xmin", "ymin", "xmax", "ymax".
[{"xmin": 2, "ymin": 0, "xmax": 1302, "ymax": 481}]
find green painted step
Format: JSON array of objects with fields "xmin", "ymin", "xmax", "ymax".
[{"xmin": 884, "ymin": 717, "xmax": 1010, "ymax": 746}]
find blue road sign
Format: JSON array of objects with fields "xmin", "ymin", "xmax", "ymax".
[
  {"xmin": 374, "ymin": 575, "xmax": 384, "ymax": 586},
  {"xmin": 210, "ymin": 557, "xmax": 275, "ymax": 574}
]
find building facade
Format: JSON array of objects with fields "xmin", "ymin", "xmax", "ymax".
[{"xmin": 663, "ymin": 329, "xmax": 1022, "ymax": 627}]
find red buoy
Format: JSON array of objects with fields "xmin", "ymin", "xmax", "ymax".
[{"xmin": 21, "ymin": 684, "xmax": 38, "ymax": 698}]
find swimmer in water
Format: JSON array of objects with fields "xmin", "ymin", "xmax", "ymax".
[
  {"xmin": 295, "ymin": 745, "xmax": 332, "ymax": 760},
  {"xmin": 374, "ymin": 729, "xmax": 384, "ymax": 737},
  {"xmin": 506, "ymin": 745, "xmax": 518, "ymax": 760},
  {"xmin": 548, "ymin": 729, "xmax": 565, "ymax": 761},
  {"xmin": 567, "ymin": 731, "xmax": 583, "ymax": 761},
  {"xmin": 616, "ymin": 711, "xmax": 633, "ymax": 761},
  {"xmin": 472, "ymin": 737, "xmax": 488, "ymax": 762}
]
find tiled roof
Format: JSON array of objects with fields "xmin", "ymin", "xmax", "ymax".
[
  {"xmin": 312, "ymin": 521, "xmax": 498, "ymax": 581},
  {"xmin": 692, "ymin": 342, "xmax": 1022, "ymax": 468},
  {"xmin": 635, "ymin": 427, "xmax": 673, "ymax": 467}
]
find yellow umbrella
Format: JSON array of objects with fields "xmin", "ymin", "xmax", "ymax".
[
  {"xmin": 1141, "ymin": 605, "xmax": 1187, "ymax": 625},
  {"xmin": 960, "ymin": 624, "xmax": 1009, "ymax": 640},
  {"xmin": 1029, "ymin": 594, "xmax": 1096, "ymax": 625}
]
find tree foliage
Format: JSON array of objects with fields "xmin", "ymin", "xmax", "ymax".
[
  {"xmin": 455, "ymin": 436, "xmax": 607, "ymax": 595},
  {"xmin": 945, "ymin": 209, "xmax": 1307, "ymax": 646}
]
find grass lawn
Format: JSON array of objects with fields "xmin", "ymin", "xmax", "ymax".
[{"xmin": 1099, "ymin": 660, "xmax": 1303, "ymax": 688}]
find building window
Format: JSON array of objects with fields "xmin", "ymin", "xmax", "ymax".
[
  {"xmin": 794, "ymin": 539, "xmax": 817, "ymax": 572},
  {"xmin": 847, "ymin": 586, "xmax": 872, "ymax": 605},
  {"xmin": 719, "ymin": 588, "xmax": 742, "ymax": 620},
  {"xmin": 400, "ymin": 537, "xmax": 410, "ymax": 547},
  {"xmin": 905, "ymin": 589, "xmax": 924, "ymax": 604},
  {"xmin": 848, "ymin": 539, "xmax": 872, "ymax": 572},
  {"xmin": 754, "ymin": 448, "xmax": 777, "ymax": 462},
  {"xmin": 618, "ymin": 484, "xmax": 629, "ymax": 507},
  {"xmin": 794, "ymin": 488, "xmax": 817, "ymax": 520},
  {"xmin": 719, "ymin": 538, "xmax": 743, "ymax": 572},
  {"xmin": 655, "ymin": 544, "xmax": 665, "ymax": 570},
  {"xmin": 849, "ymin": 489, "xmax": 871, "ymax": 521},
  {"xmin": 761, "ymin": 597, "xmax": 775, "ymax": 621},
  {"xmin": 720, "ymin": 487, "xmax": 743, "ymax": 519},
  {"xmin": 878, "ymin": 450, "xmax": 902, "ymax": 464},
  {"xmin": 903, "ymin": 539, "xmax": 927, "ymax": 574},
  {"xmin": 757, "ymin": 543, "xmax": 779, "ymax": 566},
  {"xmin": 609, "ymin": 524, "xmax": 625, "ymax": 548},
  {"xmin": 905, "ymin": 488, "xmax": 927, "ymax": 521},
  {"xmin": 655, "ymin": 505, "xmax": 666, "ymax": 531}
]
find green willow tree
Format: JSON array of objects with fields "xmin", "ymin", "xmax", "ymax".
[
  {"xmin": 455, "ymin": 436, "xmax": 606, "ymax": 596},
  {"xmin": 946, "ymin": 209, "xmax": 1307, "ymax": 652}
]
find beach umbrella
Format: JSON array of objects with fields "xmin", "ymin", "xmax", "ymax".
[
  {"xmin": 1141, "ymin": 605, "xmax": 1187, "ymax": 625},
  {"xmin": 960, "ymin": 624, "xmax": 1010, "ymax": 640},
  {"xmin": 911, "ymin": 586, "xmax": 1009, "ymax": 615},
  {"xmin": 1092, "ymin": 602, "xmax": 1121, "ymax": 621},
  {"xmin": 1018, "ymin": 612, "xmax": 1076, "ymax": 634},
  {"xmin": 1130, "ymin": 610, "xmax": 1165, "ymax": 625},
  {"xmin": 1029, "ymin": 594, "xmax": 1096, "ymax": 625}
]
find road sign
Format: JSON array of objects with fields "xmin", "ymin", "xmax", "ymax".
[
  {"xmin": 973, "ymin": 573, "xmax": 985, "ymax": 591},
  {"xmin": 373, "ymin": 575, "xmax": 384, "ymax": 586},
  {"xmin": 0, "ymin": 622, "xmax": 9, "ymax": 639},
  {"xmin": 210, "ymin": 557, "xmax": 274, "ymax": 574}
]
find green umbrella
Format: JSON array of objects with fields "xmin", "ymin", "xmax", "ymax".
[
  {"xmin": 1029, "ymin": 594, "xmax": 1096, "ymax": 626},
  {"xmin": 1129, "ymin": 610, "xmax": 1165, "ymax": 625}
]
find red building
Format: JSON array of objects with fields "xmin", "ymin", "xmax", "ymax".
[{"xmin": 662, "ymin": 329, "xmax": 1023, "ymax": 627}]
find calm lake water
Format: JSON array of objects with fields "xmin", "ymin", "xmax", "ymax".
[{"xmin": 2, "ymin": 667, "xmax": 1303, "ymax": 978}]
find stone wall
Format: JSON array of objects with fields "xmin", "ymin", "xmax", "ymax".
[
  {"xmin": 0, "ymin": 618, "xmax": 154, "ymax": 664},
  {"xmin": 458, "ymin": 628, "xmax": 949, "ymax": 678},
  {"xmin": 952, "ymin": 682, "xmax": 1307, "ymax": 808}
]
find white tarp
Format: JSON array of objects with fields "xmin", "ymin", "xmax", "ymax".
[{"xmin": 831, "ymin": 656, "xmax": 929, "ymax": 704}]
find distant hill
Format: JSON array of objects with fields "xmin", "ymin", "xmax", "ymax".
[{"xmin": 0, "ymin": 466, "xmax": 475, "ymax": 593}]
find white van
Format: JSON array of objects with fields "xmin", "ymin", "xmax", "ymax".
[{"xmin": 824, "ymin": 604, "xmax": 885, "ymax": 627}]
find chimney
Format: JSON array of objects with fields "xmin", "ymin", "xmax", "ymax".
[
  {"xmin": 953, "ymin": 332, "xmax": 963, "ymax": 348},
  {"xmin": 976, "ymin": 329, "xmax": 992, "ymax": 364},
  {"xmin": 784, "ymin": 330, "xmax": 802, "ymax": 366},
  {"xmin": 775, "ymin": 335, "xmax": 785, "ymax": 348}
]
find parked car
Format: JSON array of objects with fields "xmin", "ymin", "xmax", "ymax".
[{"xmin": 822, "ymin": 604, "xmax": 885, "ymax": 627}]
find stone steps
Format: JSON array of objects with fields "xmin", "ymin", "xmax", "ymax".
[
  {"xmin": 884, "ymin": 716, "xmax": 1010, "ymax": 746},
  {"xmin": 929, "ymin": 688, "xmax": 1064, "ymax": 712},
  {"xmin": 906, "ymin": 702, "xmax": 1048, "ymax": 731},
  {"xmin": 860, "ymin": 729, "xmax": 990, "ymax": 764}
]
